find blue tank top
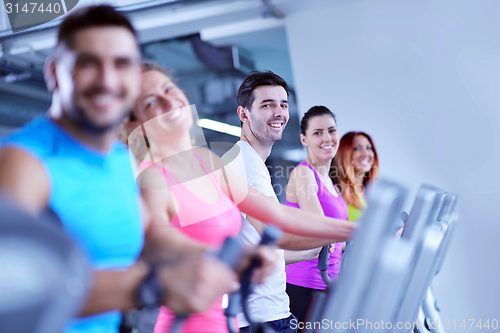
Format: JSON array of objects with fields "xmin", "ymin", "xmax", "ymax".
[{"xmin": 1, "ymin": 116, "xmax": 144, "ymax": 333}]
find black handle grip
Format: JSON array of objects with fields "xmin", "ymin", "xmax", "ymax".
[
  {"xmin": 318, "ymin": 245, "xmax": 332, "ymax": 286},
  {"xmin": 172, "ymin": 236, "xmax": 244, "ymax": 333},
  {"xmin": 393, "ymin": 211, "xmax": 408, "ymax": 234},
  {"xmin": 317, "ymin": 246, "xmax": 330, "ymax": 271},
  {"xmin": 216, "ymin": 236, "xmax": 244, "ymax": 269},
  {"xmin": 225, "ymin": 292, "xmax": 241, "ymax": 333},
  {"xmin": 224, "ymin": 226, "xmax": 282, "ymax": 333},
  {"xmin": 399, "ymin": 211, "xmax": 409, "ymax": 223},
  {"xmin": 240, "ymin": 226, "xmax": 282, "ymax": 332},
  {"xmin": 260, "ymin": 226, "xmax": 282, "ymax": 246}
]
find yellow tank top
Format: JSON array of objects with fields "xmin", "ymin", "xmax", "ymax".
[{"xmin": 347, "ymin": 192, "xmax": 367, "ymax": 222}]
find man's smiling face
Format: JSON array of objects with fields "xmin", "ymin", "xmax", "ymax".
[{"xmin": 246, "ymin": 85, "xmax": 289, "ymax": 144}]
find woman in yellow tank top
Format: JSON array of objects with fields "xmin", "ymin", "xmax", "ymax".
[{"xmin": 335, "ymin": 132, "xmax": 379, "ymax": 221}]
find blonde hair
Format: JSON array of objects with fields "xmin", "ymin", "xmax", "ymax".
[{"xmin": 118, "ymin": 62, "xmax": 180, "ymax": 162}]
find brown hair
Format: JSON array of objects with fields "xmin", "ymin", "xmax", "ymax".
[
  {"xmin": 57, "ymin": 5, "xmax": 136, "ymax": 51},
  {"xmin": 237, "ymin": 70, "xmax": 288, "ymax": 110},
  {"xmin": 301, "ymin": 105, "xmax": 342, "ymax": 189}
]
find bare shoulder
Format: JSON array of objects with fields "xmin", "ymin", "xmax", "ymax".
[
  {"xmin": 290, "ymin": 164, "xmax": 316, "ymax": 184},
  {"xmin": 0, "ymin": 146, "xmax": 46, "ymax": 177},
  {"xmin": 139, "ymin": 164, "xmax": 174, "ymax": 217},
  {"xmin": 192, "ymin": 146, "xmax": 212, "ymax": 159},
  {"xmin": 136, "ymin": 162, "xmax": 167, "ymax": 190},
  {"xmin": 0, "ymin": 146, "xmax": 49, "ymax": 215},
  {"xmin": 193, "ymin": 146, "xmax": 231, "ymax": 186},
  {"xmin": 194, "ymin": 146, "xmax": 224, "ymax": 170},
  {"xmin": 287, "ymin": 164, "xmax": 318, "ymax": 199},
  {"xmin": 193, "ymin": 146, "xmax": 222, "ymax": 167}
]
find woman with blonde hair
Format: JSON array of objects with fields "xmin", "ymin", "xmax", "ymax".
[
  {"xmin": 336, "ymin": 131, "xmax": 379, "ymax": 221},
  {"xmin": 122, "ymin": 63, "xmax": 357, "ymax": 332}
]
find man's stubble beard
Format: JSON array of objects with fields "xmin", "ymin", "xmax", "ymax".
[
  {"xmin": 249, "ymin": 114, "xmax": 285, "ymax": 145},
  {"xmin": 69, "ymin": 103, "xmax": 132, "ymax": 135}
]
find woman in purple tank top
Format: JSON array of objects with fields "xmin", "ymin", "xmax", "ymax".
[{"xmin": 284, "ymin": 106, "xmax": 349, "ymax": 324}]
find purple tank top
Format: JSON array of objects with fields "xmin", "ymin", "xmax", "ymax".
[{"xmin": 285, "ymin": 160, "xmax": 348, "ymax": 290}]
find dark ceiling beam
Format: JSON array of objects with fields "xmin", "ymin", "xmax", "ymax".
[
  {"xmin": 0, "ymin": 0, "xmax": 213, "ymax": 42},
  {"xmin": 0, "ymin": 81, "xmax": 51, "ymax": 103},
  {"xmin": 0, "ymin": 59, "xmax": 45, "ymax": 83}
]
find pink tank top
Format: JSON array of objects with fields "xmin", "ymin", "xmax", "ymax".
[
  {"xmin": 285, "ymin": 161, "xmax": 348, "ymax": 290},
  {"xmin": 140, "ymin": 152, "xmax": 241, "ymax": 333}
]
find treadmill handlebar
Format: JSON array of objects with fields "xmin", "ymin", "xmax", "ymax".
[
  {"xmin": 240, "ymin": 226, "xmax": 282, "ymax": 332},
  {"xmin": 318, "ymin": 246, "xmax": 330, "ymax": 272},
  {"xmin": 172, "ymin": 236, "xmax": 245, "ymax": 333}
]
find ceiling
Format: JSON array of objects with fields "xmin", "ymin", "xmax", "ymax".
[{"xmin": 0, "ymin": 0, "xmax": 310, "ymax": 159}]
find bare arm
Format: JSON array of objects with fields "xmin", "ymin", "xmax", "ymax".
[
  {"xmin": 137, "ymin": 164, "xmax": 274, "ymax": 312},
  {"xmin": 0, "ymin": 148, "xmax": 239, "ymax": 316},
  {"xmin": 0, "ymin": 147, "xmax": 150, "ymax": 316},
  {"xmin": 139, "ymin": 166, "xmax": 207, "ymax": 262},
  {"xmin": 80, "ymin": 263, "xmax": 147, "ymax": 316},
  {"xmin": 279, "ymin": 165, "xmax": 343, "ymax": 250},
  {"xmin": 284, "ymin": 248, "xmax": 321, "ymax": 265},
  {"xmin": 282, "ymin": 165, "xmax": 336, "ymax": 260},
  {"xmin": 83, "ymin": 178, "xmax": 234, "ymax": 316},
  {"xmin": 0, "ymin": 147, "xmax": 49, "ymax": 214},
  {"xmin": 209, "ymin": 151, "xmax": 357, "ymax": 241},
  {"xmin": 244, "ymin": 215, "xmax": 335, "ymax": 250}
]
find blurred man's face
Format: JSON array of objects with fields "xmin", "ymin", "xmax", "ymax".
[{"xmin": 55, "ymin": 26, "xmax": 142, "ymax": 133}]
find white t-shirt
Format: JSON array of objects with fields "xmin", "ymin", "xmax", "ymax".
[{"xmin": 222, "ymin": 141, "xmax": 290, "ymax": 327}]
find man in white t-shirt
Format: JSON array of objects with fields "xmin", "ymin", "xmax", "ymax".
[{"xmin": 223, "ymin": 71, "xmax": 340, "ymax": 333}]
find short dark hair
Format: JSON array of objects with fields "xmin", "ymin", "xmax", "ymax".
[
  {"xmin": 300, "ymin": 105, "xmax": 337, "ymax": 135},
  {"xmin": 237, "ymin": 71, "xmax": 288, "ymax": 110},
  {"xmin": 57, "ymin": 5, "xmax": 137, "ymax": 50}
]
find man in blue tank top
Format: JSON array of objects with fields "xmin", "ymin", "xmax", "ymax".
[{"xmin": 0, "ymin": 6, "xmax": 244, "ymax": 333}]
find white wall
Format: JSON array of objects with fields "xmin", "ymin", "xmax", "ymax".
[{"xmin": 285, "ymin": 0, "xmax": 500, "ymax": 323}]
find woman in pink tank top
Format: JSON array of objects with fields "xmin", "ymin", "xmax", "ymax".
[
  {"xmin": 284, "ymin": 106, "xmax": 349, "ymax": 324},
  {"xmin": 123, "ymin": 64, "xmax": 357, "ymax": 332}
]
